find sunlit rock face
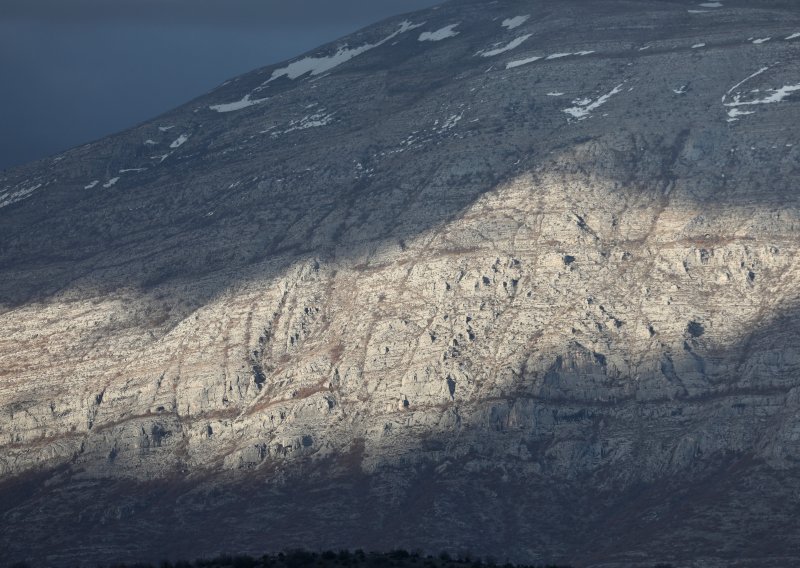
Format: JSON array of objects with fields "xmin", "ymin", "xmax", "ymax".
[{"xmin": 2, "ymin": 0, "xmax": 800, "ymax": 565}]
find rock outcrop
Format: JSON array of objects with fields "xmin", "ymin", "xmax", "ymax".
[{"xmin": 2, "ymin": 0, "xmax": 800, "ymax": 565}]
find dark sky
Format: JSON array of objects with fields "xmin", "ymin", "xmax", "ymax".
[{"xmin": 0, "ymin": 0, "xmax": 442, "ymax": 171}]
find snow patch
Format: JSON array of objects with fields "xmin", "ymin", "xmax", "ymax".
[
  {"xmin": 673, "ymin": 86, "xmax": 688, "ymax": 94},
  {"xmin": 397, "ymin": 20, "xmax": 425, "ymax": 34},
  {"xmin": 787, "ymin": 33, "xmax": 800, "ymax": 40},
  {"xmin": 103, "ymin": 177, "xmax": 120, "ymax": 189},
  {"xmin": 699, "ymin": 2, "xmax": 722, "ymax": 6},
  {"xmin": 394, "ymin": 108, "xmax": 469, "ymax": 152},
  {"xmin": 84, "ymin": 180, "xmax": 99, "ymax": 189},
  {"xmin": 436, "ymin": 112, "xmax": 463, "ymax": 133},
  {"xmin": 210, "ymin": 94, "xmax": 268, "ymax": 113},
  {"xmin": 723, "ymin": 69, "xmax": 800, "ymax": 121},
  {"xmin": 265, "ymin": 21, "xmax": 422, "ymax": 84},
  {"xmin": 477, "ymin": 34, "xmax": 532, "ymax": 57},
  {"xmin": 506, "ymin": 55, "xmax": 542, "ymax": 69},
  {"xmin": 563, "ymin": 83, "xmax": 624, "ymax": 120},
  {"xmin": 507, "ymin": 50, "xmax": 592, "ymax": 69},
  {"xmin": 723, "ymin": 67, "xmax": 769, "ymax": 103},
  {"xmin": 726, "ymin": 108, "xmax": 755, "ymax": 121},
  {"xmin": 158, "ymin": 126, "xmax": 174, "ymax": 132},
  {"xmin": 170, "ymin": 134, "xmax": 189, "ymax": 148},
  {"xmin": 546, "ymin": 51, "xmax": 595, "ymax": 59},
  {"xmin": 752, "ymin": 38, "xmax": 771, "ymax": 44},
  {"xmin": 726, "ymin": 83, "xmax": 800, "ymax": 107},
  {"xmin": 144, "ymin": 139, "xmax": 157, "ymax": 145},
  {"xmin": 502, "ymin": 15, "xmax": 530, "ymax": 30},
  {"xmin": 419, "ymin": 24, "xmax": 460, "ymax": 42},
  {"xmin": 119, "ymin": 168, "xmax": 146, "ymax": 173},
  {"xmin": 692, "ymin": 43, "xmax": 706, "ymax": 48},
  {"xmin": 547, "ymin": 92, "xmax": 565, "ymax": 96},
  {"xmin": 274, "ymin": 111, "xmax": 336, "ymax": 136},
  {"xmin": 0, "ymin": 183, "xmax": 42, "ymax": 209}
]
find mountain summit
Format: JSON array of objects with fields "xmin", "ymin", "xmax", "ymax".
[{"xmin": 2, "ymin": 0, "xmax": 800, "ymax": 565}]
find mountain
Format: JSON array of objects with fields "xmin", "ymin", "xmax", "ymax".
[{"xmin": 2, "ymin": 0, "xmax": 800, "ymax": 565}]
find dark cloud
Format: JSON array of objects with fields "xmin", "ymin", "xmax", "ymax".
[{"xmin": 0, "ymin": 0, "xmax": 442, "ymax": 170}]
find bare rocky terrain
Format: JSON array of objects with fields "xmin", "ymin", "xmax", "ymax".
[{"xmin": 1, "ymin": 0, "xmax": 800, "ymax": 566}]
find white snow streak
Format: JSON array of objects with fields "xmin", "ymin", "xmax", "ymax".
[
  {"xmin": 787, "ymin": 33, "xmax": 800, "ymax": 40},
  {"xmin": 563, "ymin": 84, "xmax": 624, "ymax": 120},
  {"xmin": 506, "ymin": 55, "xmax": 542, "ymax": 69},
  {"xmin": 85, "ymin": 180, "xmax": 99, "ymax": 189},
  {"xmin": 726, "ymin": 83, "xmax": 800, "ymax": 107},
  {"xmin": 265, "ymin": 21, "xmax": 422, "ymax": 84},
  {"xmin": 692, "ymin": 43, "xmax": 706, "ymax": 48},
  {"xmin": 546, "ymin": 51, "xmax": 595, "ymax": 60},
  {"xmin": 274, "ymin": 111, "xmax": 336, "ymax": 136},
  {"xmin": 210, "ymin": 94, "xmax": 269, "ymax": 113},
  {"xmin": 103, "ymin": 177, "xmax": 120, "ymax": 189},
  {"xmin": 0, "ymin": 183, "xmax": 42, "ymax": 208},
  {"xmin": 269, "ymin": 45, "xmax": 374, "ymax": 80},
  {"xmin": 170, "ymin": 134, "xmax": 189, "ymax": 148},
  {"xmin": 419, "ymin": 24, "xmax": 460, "ymax": 42},
  {"xmin": 478, "ymin": 34, "xmax": 532, "ymax": 57},
  {"xmin": 437, "ymin": 112, "xmax": 463, "ymax": 132},
  {"xmin": 726, "ymin": 108, "xmax": 755, "ymax": 121},
  {"xmin": 723, "ymin": 67, "xmax": 769, "ymax": 103},
  {"xmin": 502, "ymin": 15, "xmax": 530, "ymax": 30},
  {"xmin": 699, "ymin": 2, "xmax": 722, "ymax": 7},
  {"xmin": 752, "ymin": 38, "xmax": 771, "ymax": 44},
  {"xmin": 506, "ymin": 50, "xmax": 592, "ymax": 69},
  {"xmin": 723, "ymin": 69, "xmax": 800, "ymax": 121}
]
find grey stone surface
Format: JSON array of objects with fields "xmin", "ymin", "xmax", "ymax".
[{"xmin": 1, "ymin": 0, "xmax": 800, "ymax": 565}]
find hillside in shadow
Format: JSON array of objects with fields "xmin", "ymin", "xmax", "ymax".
[{"xmin": 2, "ymin": 301, "xmax": 800, "ymax": 566}]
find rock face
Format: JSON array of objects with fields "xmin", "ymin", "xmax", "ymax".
[{"xmin": 2, "ymin": 0, "xmax": 800, "ymax": 565}]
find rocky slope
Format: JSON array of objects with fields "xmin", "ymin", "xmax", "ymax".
[{"xmin": 1, "ymin": 0, "xmax": 800, "ymax": 565}]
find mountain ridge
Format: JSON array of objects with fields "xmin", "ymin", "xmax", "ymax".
[{"xmin": 2, "ymin": 0, "xmax": 800, "ymax": 565}]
